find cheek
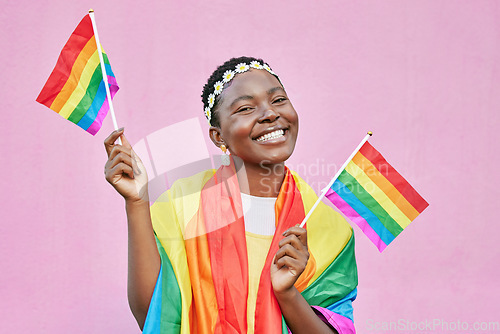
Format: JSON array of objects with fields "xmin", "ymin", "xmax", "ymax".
[
  {"xmin": 222, "ymin": 118, "xmax": 254, "ymax": 144},
  {"xmin": 291, "ymin": 110, "xmax": 299, "ymax": 125},
  {"xmin": 284, "ymin": 106, "xmax": 299, "ymax": 128}
]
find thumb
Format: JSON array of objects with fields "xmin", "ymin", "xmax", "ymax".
[{"xmin": 120, "ymin": 133, "xmax": 132, "ymax": 149}]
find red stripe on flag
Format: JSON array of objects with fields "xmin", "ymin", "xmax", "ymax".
[
  {"xmin": 36, "ymin": 14, "xmax": 94, "ymax": 107},
  {"xmin": 359, "ymin": 141, "xmax": 429, "ymax": 213},
  {"xmin": 254, "ymin": 170, "xmax": 306, "ymax": 333}
]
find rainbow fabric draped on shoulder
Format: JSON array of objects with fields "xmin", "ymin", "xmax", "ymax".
[{"xmin": 143, "ymin": 162, "xmax": 358, "ymax": 334}]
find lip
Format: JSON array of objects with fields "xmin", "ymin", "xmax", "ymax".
[
  {"xmin": 252, "ymin": 126, "xmax": 288, "ymax": 141},
  {"xmin": 252, "ymin": 128, "xmax": 288, "ymax": 145}
]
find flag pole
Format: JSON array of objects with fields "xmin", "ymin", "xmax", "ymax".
[
  {"xmin": 88, "ymin": 9, "xmax": 121, "ymax": 144},
  {"xmin": 299, "ymin": 131, "xmax": 373, "ymax": 228}
]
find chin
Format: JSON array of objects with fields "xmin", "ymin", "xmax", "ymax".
[{"xmin": 256, "ymin": 150, "xmax": 294, "ymax": 166}]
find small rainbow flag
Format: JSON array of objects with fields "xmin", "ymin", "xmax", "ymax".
[
  {"xmin": 36, "ymin": 14, "xmax": 118, "ymax": 135},
  {"xmin": 325, "ymin": 141, "xmax": 428, "ymax": 252}
]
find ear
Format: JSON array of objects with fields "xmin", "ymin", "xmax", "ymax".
[{"xmin": 209, "ymin": 126, "xmax": 225, "ymax": 149}]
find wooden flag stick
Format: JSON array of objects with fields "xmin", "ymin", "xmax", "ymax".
[
  {"xmin": 299, "ymin": 131, "xmax": 373, "ymax": 228},
  {"xmin": 88, "ymin": 9, "xmax": 121, "ymax": 144}
]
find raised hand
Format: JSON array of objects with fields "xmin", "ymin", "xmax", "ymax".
[
  {"xmin": 270, "ymin": 225, "xmax": 309, "ymax": 295},
  {"xmin": 104, "ymin": 128, "xmax": 149, "ymax": 203}
]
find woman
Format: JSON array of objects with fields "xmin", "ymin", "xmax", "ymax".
[{"xmin": 104, "ymin": 56, "xmax": 357, "ymax": 333}]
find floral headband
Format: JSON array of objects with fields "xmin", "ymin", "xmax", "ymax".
[{"xmin": 204, "ymin": 61, "xmax": 278, "ymax": 123}]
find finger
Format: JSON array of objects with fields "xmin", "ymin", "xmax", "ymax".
[
  {"xmin": 282, "ymin": 225, "xmax": 308, "ymax": 247},
  {"xmin": 282, "ymin": 225, "xmax": 306, "ymax": 237},
  {"xmin": 104, "ymin": 128, "xmax": 125, "ymax": 156},
  {"xmin": 279, "ymin": 234, "xmax": 307, "ymax": 252},
  {"xmin": 130, "ymin": 149, "xmax": 143, "ymax": 176},
  {"xmin": 107, "ymin": 162, "xmax": 134, "ymax": 180},
  {"xmin": 275, "ymin": 244, "xmax": 302, "ymax": 262},
  {"xmin": 109, "ymin": 151, "xmax": 134, "ymax": 171},
  {"xmin": 109, "ymin": 144, "xmax": 144, "ymax": 177},
  {"xmin": 275, "ymin": 256, "xmax": 304, "ymax": 276},
  {"xmin": 108, "ymin": 145, "xmax": 132, "ymax": 162}
]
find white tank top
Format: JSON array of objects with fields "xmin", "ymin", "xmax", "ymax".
[{"xmin": 240, "ymin": 192, "xmax": 276, "ymax": 235}]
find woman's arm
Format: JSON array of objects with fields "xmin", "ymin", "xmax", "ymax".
[
  {"xmin": 104, "ymin": 129, "xmax": 161, "ymax": 329},
  {"xmin": 271, "ymin": 226, "xmax": 338, "ymax": 334},
  {"xmin": 275, "ymin": 288, "xmax": 337, "ymax": 334},
  {"xmin": 125, "ymin": 199, "xmax": 160, "ymax": 329}
]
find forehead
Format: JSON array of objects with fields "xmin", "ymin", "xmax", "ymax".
[{"xmin": 222, "ymin": 69, "xmax": 283, "ymax": 97}]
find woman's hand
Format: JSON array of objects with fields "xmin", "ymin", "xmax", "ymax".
[
  {"xmin": 104, "ymin": 128, "xmax": 149, "ymax": 203},
  {"xmin": 270, "ymin": 225, "xmax": 309, "ymax": 296}
]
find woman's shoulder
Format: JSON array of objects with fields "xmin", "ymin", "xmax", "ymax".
[
  {"xmin": 151, "ymin": 169, "xmax": 216, "ymax": 232},
  {"xmin": 155, "ymin": 169, "xmax": 216, "ymax": 202}
]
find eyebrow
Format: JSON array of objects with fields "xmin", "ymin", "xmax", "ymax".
[
  {"xmin": 229, "ymin": 86, "xmax": 285, "ymax": 108},
  {"xmin": 229, "ymin": 95, "xmax": 254, "ymax": 108},
  {"xmin": 267, "ymin": 86, "xmax": 285, "ymax": 95}
]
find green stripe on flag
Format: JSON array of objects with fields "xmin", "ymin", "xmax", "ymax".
[
  {"xmin": 338, "ymin": 170, "xmax": 403, "ymax": 237},
  {"xmin": 156, "ymin": 237, "xmax": 182, "ymax": 333},
  {"xmin": 67, "ymin": 64, "xmax": 103, "ymax": 124},
  {"xmin": 301, "ymin": 233, "xmax": 358, "ymax": 307}
]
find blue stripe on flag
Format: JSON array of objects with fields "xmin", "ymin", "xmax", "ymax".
[
  {"xmin": 326, "ymin": 288, "xmax": 357, "ymax": 321},
  {"xmin": 331, "ymin": 179, "xmax": 396, "ymax": 245},
  {"xmin": 76, "ymin": 80, "xmax": 106, "ymax": 130},
  {"xmin": 105, "ymin": 63, "xmax": 115, "ymax": 77},
  {"xmin": 142, "ymin": 264, "xmax": 163, "ymax": 334}
]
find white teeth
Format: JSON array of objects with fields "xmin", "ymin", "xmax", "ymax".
[{"xmin": 256, "ymin": 129, "xmax": 285, "ymax": 142}]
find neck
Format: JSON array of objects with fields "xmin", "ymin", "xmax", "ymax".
[{"xmin": 233, "ymin": 157, "xmax": 286, "ymax": 197}]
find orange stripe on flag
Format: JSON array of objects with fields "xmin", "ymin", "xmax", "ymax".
[
  {"xmin": 185, "ymin": 235, "xmax": 219, "ymax": 333},
  {"xmin": 49, "ymin": 36, "xmax": 97, "ymax": 113},
  {"xmin": 352, "ymin": 152, "xmax": 420, "ymax": 221},
  {"xmin": 359, "ymin": 142, "xmax": 429, "ymax": 213}
]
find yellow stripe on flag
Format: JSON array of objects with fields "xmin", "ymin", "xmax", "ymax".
[
  {"xmin": 58, "ymin": 49, "xmax": 100, "ymax": 119},
  {"xmin": 352, "ymin": 152, "xmax": 420, "ymax": 221},
  {"xmin": 49, "ymin": 36, "xmax": 97, "ymax": 113},
  {"xmin": 345, "ymin": 161, "xmax": 412, "ymax": 229}
]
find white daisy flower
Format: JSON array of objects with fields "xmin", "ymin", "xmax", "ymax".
[
  {"xmin": 250, "ymin": 61, "xmax": 263, "ymax": 69},
  {"xmin": 213, "ymin": 81, "xmax": 224, "ymax": 95},
  {"xmin": 263, "ymin": 63, "xmax": 275, "ymax": 75},
  {"xmin": 223, "ymin": 70, "xmax": 235, "ymax": 83},
  {"xmin": 204, "ymin": 106, "xmax": 211, "ymax": 120},
  {"xmin": 235, "ymin": 63, "xmax": 250, "ymax": 73},
  {"xmin": 208, "ymin": 93, "xmax": 215, "ymax": 108}
]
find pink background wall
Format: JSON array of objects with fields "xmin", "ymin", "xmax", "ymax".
[{"xmin": 1, "ymin": 1, "xmax": 499, "ymax": 333}]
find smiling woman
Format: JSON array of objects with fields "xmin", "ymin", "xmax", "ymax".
[
  {"xmin": 209, "ymin": 69, "xmax": 299, "ymax": 194},
  {"xmin": 104, "ymin": 56, "xmax": 358, "ymax": 334}
]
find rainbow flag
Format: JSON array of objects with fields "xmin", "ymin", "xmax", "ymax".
[
  {"xmin": 36, "ymin": 14, "xmax": 118, "ymax": 135},
  {"xmin": 144, "ymin": 166, "xmax": 358, "ymax": 333},
  {"xmin": 326, "ymin": 141, "xmax": 428, "ymax": 252}
]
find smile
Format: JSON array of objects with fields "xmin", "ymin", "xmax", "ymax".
[{"xmin": 255, "ymin": 129, "xmax": 285, "ymax": 142}]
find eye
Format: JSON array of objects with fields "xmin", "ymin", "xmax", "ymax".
[
  {"xmin": 235, "ymin": 106, "xmax": 254, "ymax": 113},
  {"xmin": 272, "ymin": 97, "xmax": 288, "ymax": 104}
]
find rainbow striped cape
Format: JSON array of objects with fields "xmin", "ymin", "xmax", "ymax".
[
  {"xmin": 144, "ymin": 162, "xmax": 357, "ymax": 333},
  {"xmin": 36, "ymin": 14, "xmax": 118, "ymax": 135},
  {"xmin": 326, "ymin": 141, "xmax": 429, "ymax": 252}
]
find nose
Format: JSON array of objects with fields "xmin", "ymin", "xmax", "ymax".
[{"xmin": 258, "ymin": 108, "xmax": 280, "ymax": 123}]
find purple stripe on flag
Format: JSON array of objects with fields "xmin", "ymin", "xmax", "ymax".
[
  {"xmin": 85, "ymin": 77, "xmax": 119, "ymax": 135},
  {"xmin": 86, "ymin": 98, "xmax": 109, "ymax": 135},
  {"xmin": 312, "ymin": 306, "xmax": 356, "ymax": 334},
  {"xmin": 326, "ymin": 188, "xmax": 387, "ymax": 252},
  {"xmin": 287, "ymin": 306, "xmax": 356, "ymax": 334},
  {"xmin": 107, "ymin": 75, "xmax": 118, "ymax": 87}
]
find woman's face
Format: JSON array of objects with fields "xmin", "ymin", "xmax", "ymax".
[{"xmin": 211, "ymin": 69, "xmax": 299, "ymax": 166}]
